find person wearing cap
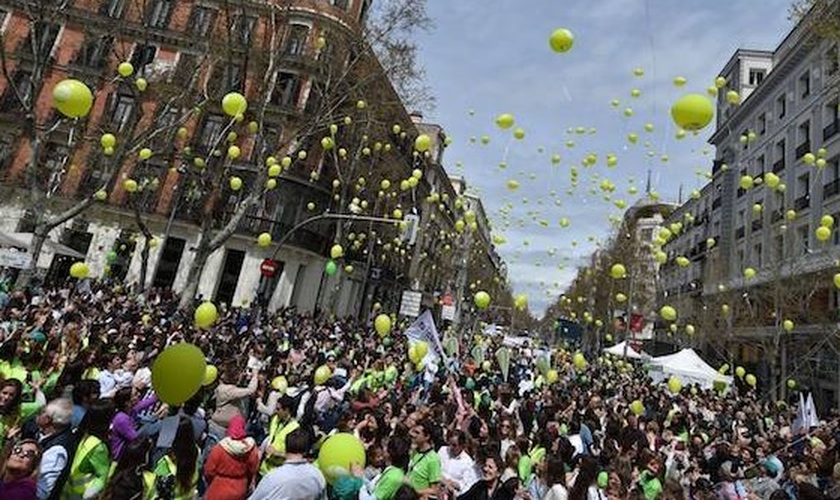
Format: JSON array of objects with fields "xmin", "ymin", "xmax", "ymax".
[
  {"xmin": 204, "ymin": 414, "xmax": 260, "ymax": 500},
  {"xmin": 746, "ymin": 459, "xmax": 782, "ymax": 500}
]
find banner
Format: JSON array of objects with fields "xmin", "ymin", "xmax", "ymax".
[{"xmin": 404, "ymin": 310, "xmax": 445, "ymax": 361}]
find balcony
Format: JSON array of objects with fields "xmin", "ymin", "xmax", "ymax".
[
  {"xmin": 751, "ymin": 219, "xmax": 763, "ymax": 232},
  {"xmin": 795, "ymin": 141, "xmax": 811, "ymax": 159},
  {"xmin": 825, "ymin": 179, "xmax": 840, "ymax": 199},
  {"xmin": 825, "ymin": 120, "xmax": 839, "ymax": 141},
  {"xmin": 736, "ymin": 226, "xmax": 745, "ymax": 239},
  {"xmin": 794, "ymin": 195, "xmax": 811, "ymax": 210},
  {"xmin": 773, "ymin": 159, "xmax": 785, "ymax": 173}
]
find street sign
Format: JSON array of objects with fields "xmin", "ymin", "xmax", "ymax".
[
  {"xmin": 0, "ymin": 249, "xmax": 32, "ymax": 269},
  {"xmin": 399, "ymin": 290, "xmax": 422, "ymax": 317},
  {"xmin": 260, "ymin": 259, "xmax": 278, "ymax": 278}
]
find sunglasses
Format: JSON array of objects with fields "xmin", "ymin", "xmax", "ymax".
[{"xmin": 13, "ymin": 446, "xmax": 38, "ymax": 459}]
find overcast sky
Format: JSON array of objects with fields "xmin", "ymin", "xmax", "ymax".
[{"xmin": 415, "ymin": 0, "xmax": 794, "ymax": 318}]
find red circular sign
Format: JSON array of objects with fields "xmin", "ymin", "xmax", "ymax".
[{"xmin": 260, "ymin": 259, "xmax": 278, "ymax": 278}]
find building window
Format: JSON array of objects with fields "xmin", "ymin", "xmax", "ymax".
[
  {"xmin": 776, "ymin": 93, "xmax": 786, "ymax": 119},
  {"xmin": 272, "ymin": 72, "xmax": 302, "ymax": 108},
  {"xmin": 74, "ymin": 34, "xmax": 113, "ymax": 69},
  {"xmin": 799, "ymin": 71, "xmax": 811, "ymax": 99},
  {"xmin": 753, "ymin": 243, "xmax": 762, "ymax": 267},
  {"xmin": 207, "ymin": 62, "xmax": 244, "ymax": 99},
  {"xmin": 826, "ymin": 44, "xmax": 839, "ymax": 77},
  {"xmin": 796, "ymin": 120, "xmax": 810, "ymax": 157},
  {"xmin": 21, "ymin": 22, "xmax": 61, "ymax": 60},
  {"xmin": 755, "ymin": 155, "xmax": 765, "ymax": 176},
  {"xmin": 0, "ymin": 70, "xmax": 34, "ymax": 111},
  {"xmin": 797, "ymin": 225, "xmax": 809, "ymax": 255},
  {"xmin": 99, "ymin": 0, "xmax": 126, "ymax": 18},
  {"xmin": 41, "ymin": 143, "xmax": 69, "ymax": 191},
  {"xmin": 773, "ymin": 139, "xmax": 786, "ymax": 172},
  {"xmin": 757, "ymin": 113, "xmax": 766, "ymax": 135},
  {"xmin": 188, "ymin": 6, "xmax": 216, "ymax": 37},
  {"xmin": 332, "ymin": 0, "xmax": 349, "ymax": 9},
  {"xmin": 232, "ymin": 14, "xmax": 257, "ymax": 46},
  {"xmin": 0, "ymin": 8, "xmax": 9, "ymax": 29},
  {"xmin": 109, "ymin": 94, "xmax": 136, "ymax": 131},
  {"xmin": 146, "ymin": 0, "xmax": 173, "ymax": 29},
  {"xmin": 749, "ymin": 68, "xmax": 766, "ymax": 86},
  {"xmin": 284, "ymin": 24, "xmax": 309, "ymax": 56},
  {"xmin": 825, "ymin": 100, "xmax": 839, "ymax": 141},
  {"xmin": 197, "ymin": 115, "xmax": 226, "ymax": 153},
  {"xmin": 130, "ymin": 44, "xmax": 157, "ymax": 71}
]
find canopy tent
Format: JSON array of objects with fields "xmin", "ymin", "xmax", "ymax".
[
  {"xmin": 648, "ymin": 348, "xmax": 733, "ymax": 389},
  {"xmin": 603, "ymin": 340, "xmax": 651, "ymax": 360}
]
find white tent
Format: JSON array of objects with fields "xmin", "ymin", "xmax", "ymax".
[
  {"xmin": 648, "ymin": 348, "xmax": 733, "ymax": 389},
  {"xmin": 603, "ymin": 341, "xmax": 651, "ymax": 360}
]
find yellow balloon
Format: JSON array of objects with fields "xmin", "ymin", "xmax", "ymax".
[
  {"xmin": 314, "ymin": 365, "xmax": 332, "ymax": 385},
  {"xmin": 671, "ymin": 94, "xmax": 714, "ymax": 131},
  {"xmin": 69, "ymin": 262, "xmax": 89, "ymax": 279},
  {"xmin": 194, "ymin": 301, "xmax": 218, "ymax": 329},
  {"xmin": 374, "ymin": 314, "xmax": 392, "ymax": 337},
  {"xmin": 667, "ymin": 376, "xmax": 682, "ymax": 394},
  {"xmin": 152, "ymin": 343, "xmax": 206, "ymax": 405},
  {"xmin": 546, "ymin": 369, "xmax": 559, "ymax": 384},
  {"xmin": 496, "ymin": 113, "xmax": 515, "ymax": 129},
  {"xmin": 221, "ymin": 92, "xmax": 248, "ymax": 117},
  {"xmin": 474, "ymin": 291, "xmax": 491, "ymax": 309},
  {"xmin": 610, "ymin": 263, "xmax": 627, "ymax": 279},
  {"xmin": 735, "ymin": 366, "xmax": 746, "ymax": 378},
  {"xmin": 660, "ymin": 305, "xmax": 677, "ymax": 321},
  {"xmin": 202, "ymin": 365, "xmax": 218, "ymax": 386},
  {"xmin": 257, "ymin": 232, "xmax": 272, "ymax": 247},
  {"xmin": 548, "ymin": 28, "xmax": 574, "ymax": 53},
  {"xmin": 318, "ymin": 433, "xmax": 366, "ymax": 484},
  {"xmin": 271, "ymin": 376, "xmax": 288, "ymax": 394},
  {"xmin": 330, "ymin": 244, "xmax": 344, "ymax": 259},
  {"xmin": 52, "ymin": 79, "xmax": 94, "ymax": 118},
  {"xmin": 630, "ymin": 400, "xmax": 645, "ymax": 416},
  {"xmin": 745, "ymin": 374, "xmax": 757, "ymax": 387},
  {"xmin": 414, "ymin": 134, "xmax": 432, "ymax": 152}
]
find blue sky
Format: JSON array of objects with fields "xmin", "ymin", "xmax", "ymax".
[{"xmin": 415, "ymin": 0, "xmax": 794, "ymax": 317}]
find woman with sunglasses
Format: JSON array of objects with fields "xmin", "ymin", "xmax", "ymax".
[{"xmin": 0, "ymin": 438, "xmax": 42, "ymax": 499}]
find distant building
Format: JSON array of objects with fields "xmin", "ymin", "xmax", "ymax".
[{"xmin": 660, "ymin": 8, "xmax": 840, "ymax": 406}]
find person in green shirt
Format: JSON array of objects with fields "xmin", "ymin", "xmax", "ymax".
[
  {"xmin": 357, "ymin": 435, "xmax": 412, "ymax": 500},
  {"xmin": 408, "ymin": 420, "xmax": 442, "ymax": 498}
]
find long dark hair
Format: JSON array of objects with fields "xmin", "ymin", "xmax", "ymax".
[
  {"xmin": 569, "ymin": 456, "xmax": 598, "ymax": 500},
  {"xmin": 100, "ymin": 439, "xmax": 152, "ymax": 500},
  {"xmin": 79, "ymin": 398, "xmax": 116, "ymax": 443},
  {"xmin": 388, "ymin": 435, "xmax": 411, "ymax": 471},
  {"xmin": 170, "ymin": 416, "xmax": 198, "ymax": 493}
]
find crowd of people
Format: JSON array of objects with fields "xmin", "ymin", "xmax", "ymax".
[{"xmin": 0, "ymin": 280, "xmax": 838, "ymax": 500}]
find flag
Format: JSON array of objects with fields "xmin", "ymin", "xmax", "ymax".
[
  {"xmin": 806, "ymin": 392, "xmax": 819, "ymax": 429},
  {"xmin": 496, "ymin": 347, "xmax": 511, "ymax": 382},
  {"xmin": 404, "ymin": 310, "xmax": 445, "ymax": 361},
  {"xmin": 793, "ymin": 392, "xmax": 807, "ymax": 435}
]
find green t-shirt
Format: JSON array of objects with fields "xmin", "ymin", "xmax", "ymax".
[
  {"xmin": 408, "ymin": 449, "xmax": 441, "ymax": 491},
  {"xmin": 374, "ymin": 466, "xmax": 405, "ymax": 500}
]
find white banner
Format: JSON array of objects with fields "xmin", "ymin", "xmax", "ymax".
[
  {"xmin": 404, "ymin": 310, "xmax": 445, "ymax": 361},
  {"xmin": 399, "ymin": 290, "xmax": 422, "ymax": 317}
]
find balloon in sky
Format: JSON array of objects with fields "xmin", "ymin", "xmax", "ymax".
[
  {"xmin": 222, "ymin": 92, "xmax": 248, "ymax": 117},
  {"xmin": 496, "ymin": 113, "xmax": 515, "ymax": 129},
  {"xmin": 52, "ymin": 79, "xmax": 94, "ymax": 118},
  {"xmin": 610, "ymin": 264, "xmax": 626, "ymax": 279},
  {"xmin": 414, "ymin": 134, "xmax": 432, "ymax": 152},
  {"xmin": 548, "ymin": 28, "xmax": 574, "ymax": 53},
  {"xmin": 671, "ymin": 94, "xmax": 714, "ymax": 131},
  {"xmin": 474, "ymin": 291, "xmax": 491, "ymax": 310}
]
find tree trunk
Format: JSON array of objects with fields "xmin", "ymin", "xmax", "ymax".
[
  {"xmin": 15, "ymin": 222, "xmax": 49, "ymax": 289},
  {"xmin": 178, "ymin": 244, "xmax": 211, "ymax": 311},
  {"xmin": 133, "ymin": 205, "xmax": 153, "ymax": 295}
]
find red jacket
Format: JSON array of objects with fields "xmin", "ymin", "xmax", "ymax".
[{"xmin": 203, "ymin": 437, "xmax": 260, "ymax": 500}]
